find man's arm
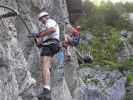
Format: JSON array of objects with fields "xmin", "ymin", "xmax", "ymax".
[{"xmin": 39, "ymin": 27, "xmax": 56, "ymax": 37}]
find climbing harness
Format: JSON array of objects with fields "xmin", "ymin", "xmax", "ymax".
[{"xmin": 0, "ymin": 5, "xmax": 37, "ymax": 45}]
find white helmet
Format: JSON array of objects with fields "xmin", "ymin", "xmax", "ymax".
[{"xmin": 38, "ymin": 11, "xmax": 49, "ymax": 19}]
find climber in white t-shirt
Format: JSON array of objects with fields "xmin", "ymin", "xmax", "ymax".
[{"xmin": 33, "ymin": 11, "xmax": 60, "ymax": 99}]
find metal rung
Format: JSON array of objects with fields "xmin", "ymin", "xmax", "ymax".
[{"xmin": 0, "ymin": 12, "xmax": 17, "ymax": 19}]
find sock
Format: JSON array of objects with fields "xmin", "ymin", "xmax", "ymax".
[{"xmin": 43, "ymin": 85, "xmax": 50, "ymax": 90}]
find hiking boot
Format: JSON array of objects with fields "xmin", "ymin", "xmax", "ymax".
[{"xmin": 37, "ymin": 88, "xmax": 51, "ymax": 100}]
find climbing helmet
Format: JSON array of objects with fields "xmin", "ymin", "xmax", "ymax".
[{"xmin": 38, "ymin": 11, "xmax": 49, "ymax": 20}]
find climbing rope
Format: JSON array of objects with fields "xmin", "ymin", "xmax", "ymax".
[
  {"xmin": 0, "ymin": 5, "xmax": 37, "ymax": 45},
  {"xmin": 0, "ymin": 12, "xmax": 17, "ymax": 19}
]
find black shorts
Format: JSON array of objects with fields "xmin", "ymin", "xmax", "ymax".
[{"xmin": 40, "ymin": 39, "xmax": 60, "ymax": 57}]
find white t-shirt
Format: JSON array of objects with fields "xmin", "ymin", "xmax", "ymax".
[{"xmin": 43, "ymin": 18, "xmax": 60, "ymax": 41}]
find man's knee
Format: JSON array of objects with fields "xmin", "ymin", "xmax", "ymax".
[
  {"xmin": 41, "ymin": 56, "xmax": 51, "ymax": 68},
  {"xmin": 42, "ymin": 67, "xmax": 50, "ymax": 72}
]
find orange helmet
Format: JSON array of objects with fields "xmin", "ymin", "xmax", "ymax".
[
  {"xmin": 75, "ymin": 26, "xmax": 80, "ymax": 33},
  {"xmin": 72, "ymin": 27, "xmax": 80, "ymax": 36},
  {"xmin": 76, "ymin": 26, "xmax": 81, "ymax": 29}
]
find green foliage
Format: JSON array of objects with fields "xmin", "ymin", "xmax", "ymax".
[
  {"xmin": 128, "ymin": 36, "xmax": 133, "ymax": 45},
  {"xmin": 123, "ymin": 58, "xmax": 133, "ymax": 67},
  {"xmin": 124, "ymin": 92, "xmax": 133, "ymax": 100},
  {"xmin": 80, "ymin": 27, "xmax": 124, "ymax": 69},
  {"xmin": 124, "ymin": 73, "xmax": 133, "ymax": 100},
  {"xmin": 78, "ymin": 1, "xmax": 133, "ymax": 70},
  {"xmin": 91, "ymin": 79, "xmax": 99, "ymax": 85},
  {"xmin": 79, "ymin": 43, "xmax": 90, "ymax": 51},
  {"xmin": 77, "ymin": 1, "xmax": 133, "ymax": 31},
  {"xmin": 124, "ymin": 2, "xmax": 133, "ymax": 12},
  {"xmin": 127, "ymin": 74, "xmax": 133, "ymax": 84}
]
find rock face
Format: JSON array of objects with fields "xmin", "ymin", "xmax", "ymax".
[
  {"xmin": 0, "ymin": 0, "xmax": 129, "ymax": 100},
  {"xmin": 79, "ymin": 68, "xmax": 126, "ymax": 100},
  {"xmin": 0, "ymin": 0, "xmax": 70, "ymax": 100}
]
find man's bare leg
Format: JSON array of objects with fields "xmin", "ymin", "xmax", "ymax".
[
  {"xmin": 37, "ymin": 56, "xmax": 52, "ymax": 99},
  {"xmin": 41, "ymin": 56, "xmax": 52, "ymax": 90}
]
